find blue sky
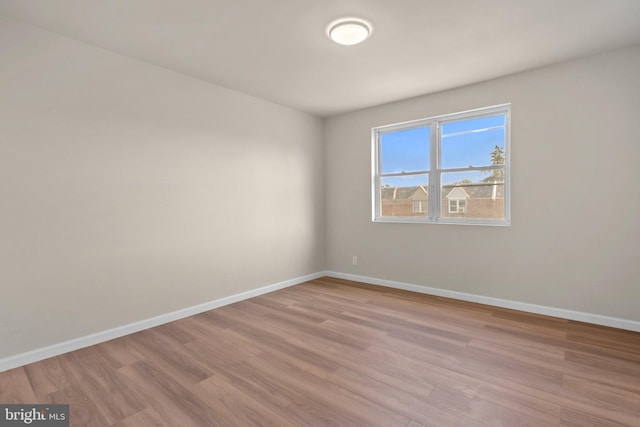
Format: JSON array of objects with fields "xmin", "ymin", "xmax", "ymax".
[{"xmin": 379, "ymin": 114, "xmax": 505, "ymax": 186}]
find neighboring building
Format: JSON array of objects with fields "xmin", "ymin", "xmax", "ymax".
[
  {"xmin": 380, "ymin": 182, "xmax": 504, "ymax": 219},
  {"xmin": 380, "ymin": 185, "xmax": 428, "ymax": 217}
]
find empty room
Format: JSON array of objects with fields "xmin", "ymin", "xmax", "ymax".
[{"xmin": 1, "ymin": 1, "xmax": 639, "ymax": 426}]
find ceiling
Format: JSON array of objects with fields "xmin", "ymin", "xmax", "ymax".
[{"xmin": 1, "ymin": 0, "xmax": 640, "ymax": 117}]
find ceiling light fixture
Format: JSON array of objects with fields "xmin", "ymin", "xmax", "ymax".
[{"xmin": 327, "ymin": 18, "xmax": 372, "ymax": 45}]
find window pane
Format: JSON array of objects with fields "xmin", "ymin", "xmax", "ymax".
[
  {"xmin": 380, "ymin": 175, "xmax": 428, "ymax": 218},
  {"xmin": 441, "ymin": 127, "xmax": 505, "ymax": 169},
  {"xmin": 441, "ymin": 171, "xmax": 504, "ymax": 220},
  {"xmin": 380, "ymin": 126, "xmax": 430, "ymax": 173}
]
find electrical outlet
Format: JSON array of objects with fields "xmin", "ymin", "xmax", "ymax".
[{"xmin": 352, "ymin": 256, "xmax": 358, "ymax": 266}]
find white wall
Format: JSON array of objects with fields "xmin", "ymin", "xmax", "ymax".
[
  {"xmin": 2, "ymin": 15, "xmax": 638, "ymax": 364},
  {"xmin": 0, "ymin": 17, "xmax": 324, "ymax": 359},
  {"xmin": 325, "ymin": 45, "xmax": 640, "ymax": 322}
]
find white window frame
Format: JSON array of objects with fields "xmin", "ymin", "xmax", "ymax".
[{"xmin": 372, "ymin": 103, "xmax": 511, "ymax": 226}]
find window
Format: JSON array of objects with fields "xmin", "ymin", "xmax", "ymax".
[
  {"xmin": 413, "ymin": 200, "xmax": 427, "ymax": 213},
  {"xmin": 448, "ymin": 199, "xmax": 467, "ymax": 214},
  {"xmin": 373, "ymin": 104, "xmax": 510, "ymax": 225}
]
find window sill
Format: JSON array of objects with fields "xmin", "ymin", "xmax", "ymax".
[{"xmin": 372, "ymin": 217, "xmax": 511, "ymax": 226}]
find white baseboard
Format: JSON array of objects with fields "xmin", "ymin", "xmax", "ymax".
[
  {"xmin": 0, "ymin": 272, "xmax": 325, "ymax": 373},
  {"xmin": 3, "ymin": 270, "xmax": 638, "ymax": 372},
  {"xmin": 326, "ymin": 271, "xmax": 640, "ymax": 333}
]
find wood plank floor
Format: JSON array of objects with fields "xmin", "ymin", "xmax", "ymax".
[{"xmin": 1, "ymin": 277, "xmax": 639, "ymax": 426}]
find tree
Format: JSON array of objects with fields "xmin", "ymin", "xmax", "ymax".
[
  {"xmin": 483, "ymin": 145, "xmax": 505, "ymax": 182},
  {"xmin": 490, "ymin": 145, "xmax": 505, "ymax": 166}
]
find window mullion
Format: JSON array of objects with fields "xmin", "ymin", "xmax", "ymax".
[
  {"xmin": 440, "ymin": 165, "xmax": 505, "ymax": 174},
  {"xmin": 380, "ymin": 170, "xmax": 430, "ymax": 178},
  {"xmin": 372, "ymin": 130, "xmax": 381, "ymax": 220},
  {"xmin": 429, "ymin": 121, "xmax": 440, "ymax": 220}
]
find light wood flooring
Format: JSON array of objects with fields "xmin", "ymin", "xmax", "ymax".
[{"xmin": 1, "ymin": 277, "xmax": 639, "ymax": 426}]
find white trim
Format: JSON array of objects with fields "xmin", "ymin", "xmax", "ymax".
[
  {"xmin": 326, "ymin": 271, "xmax": 640, "ymax": 333},
  {"xmin": 0, "ymin": 272, "xmax": 324, "ymax": 373},
  {"xmin": 4, "ymin": 270, "xmax": 638, "ymax": 372}
]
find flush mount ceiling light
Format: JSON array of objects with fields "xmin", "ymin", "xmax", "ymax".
[{"xmin": 327, "ymin": 18, "xmax": 372, "ymax": 45}]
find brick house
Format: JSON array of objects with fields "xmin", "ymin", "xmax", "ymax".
[{"xmin": 381, "ymin": 182, "xmax": 505, "ymax": 219}]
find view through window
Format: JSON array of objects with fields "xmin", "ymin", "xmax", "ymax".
[{"xmin": 373, "ymin": 104, "xmax": 510, "ymax": 225}]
